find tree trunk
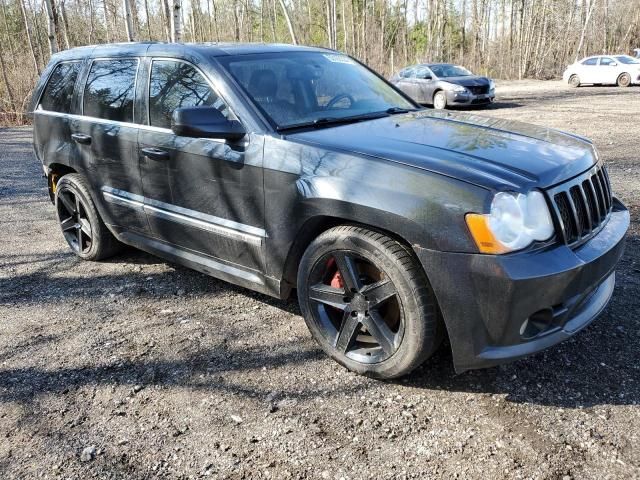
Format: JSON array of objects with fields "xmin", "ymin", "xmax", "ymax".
[
  {"xmin": 43, "ymin": 0, "xmax": 58, "ymax": 54},
  {"xmin": 19, "ymin": 0, "xmax": 40, "ymax": 75},
  {"xmin": 59, "ymin": 0, "xmax": 71, "ymax": 48},
  {"xmin": 278, "ymin": 0, "xmax": 297, "ymax": 44},
  {"xmin": 144, "ymin": 0, "xmax": 152, "ymax": 39},
  {"xmin": 103, "ymin": 0, "xmax": 111, "ymax": 42},
  {"xmin": 160, "ymin": 0, "xmax": 171, "ymax": 41},
  {"xmin": 123, "ymin": 0, "xmax": 135, "ymax": 41},
  {"xmin": 0, "ymin": 35, "xmax": 17, "ymax": 117},
  {"xmin": 171, "ymin": 0, "xmax": 182, "ymax": 42}
]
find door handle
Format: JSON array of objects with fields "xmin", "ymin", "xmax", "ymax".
[
  {"xmin": 71, "ymin": 133, "xmax": 91, "ymax": 145},
  {"xmin": 141, "ymin": 147, "xmax": 169, "ymax": 161}
]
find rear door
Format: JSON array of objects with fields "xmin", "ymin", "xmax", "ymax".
[
  {"xmin": 72, "ymin": 57, "xmax": 150, "ymax": 233},
  {"xmin": 137, "ymin": 58, "xmax": 266, "ymax": 272},
  {"xmin": 32, "ymin": 61, "xmax": 83, "ymax": 177}
]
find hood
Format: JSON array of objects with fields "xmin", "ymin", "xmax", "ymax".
[
  {"xmin": 286, "ymin": 110, "xmax": 597, "ymax": 191},
  {"xmin": 438, "ymin": 75, "xmax": 490, "ymax": 87}
]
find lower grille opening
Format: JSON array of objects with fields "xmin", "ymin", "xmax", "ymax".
[{"xmin": 520, "ymin": 308, "xmax": 554, "ymax": 340}]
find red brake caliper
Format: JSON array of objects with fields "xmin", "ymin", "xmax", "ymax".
[{"xmin": 327, "ymin": 257, "xmax": 344, "ymax": 289}]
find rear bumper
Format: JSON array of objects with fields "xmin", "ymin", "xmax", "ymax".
[
  {"xmin": 446, "ymin": 90, "xmax": 495, "ymax": 106},
  {"xmin": 414, "ymin": 198, "xmax": 629, "ymax": 373}
]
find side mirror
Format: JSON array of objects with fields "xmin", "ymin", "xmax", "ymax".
[
  {"xmin": 611, "ymin": 62, "xmax": 618, "ymax": 67},
  {"xmin": 421, "ymin": 75, "xmax": 432, "ymax": 80},
  {"xmin": 172, "ymin": 106, "xmax": 246, "ymax": 141}
]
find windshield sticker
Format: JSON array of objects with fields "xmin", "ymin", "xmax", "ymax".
[{"xmin": 323, "ymin": 54, "xmax": 356, "ymax": 64}]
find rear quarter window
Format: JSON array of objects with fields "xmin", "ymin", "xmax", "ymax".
[
  {"xmin": 83, "ymin": 59, "xmax": 138, "ymax": 122},
  {"xmin": 39, "ymin": 62, "xmax": 81, "ymax": 113}
]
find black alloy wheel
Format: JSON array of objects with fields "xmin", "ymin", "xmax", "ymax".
[
  {"xmin": 54, "ymin": 173, "xmax": 122, "ymax": 261},
  {"xmin": 307, "ymin": 250, "xmax": 404, "ymax": 364},
  {"xmin": 56, "ymin": 185, "xmax": 93, "ymax": 254},
  {"xmin": 298, "ymin": 225, "xmax": 443, "ymax": 379}
]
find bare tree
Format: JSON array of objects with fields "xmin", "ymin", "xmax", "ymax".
[
  {"xmin": 123, "ymin": 0, "xmax": 135, "ymax": 41},
  {"xmin": 19, "ymin": 0, "xmax": 40, "ymax": 75},
  {"xmin": 278, "ymin": 0, "xmax": 297, "ymax": 44},
  {"xmin": 171, "ymin": 0, "xmax": 182, "ymax": 42}
]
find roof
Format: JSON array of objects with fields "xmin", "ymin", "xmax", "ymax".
[{"xmin": 50, "ymin": 42, "xmax": 333, "ymax": 62}]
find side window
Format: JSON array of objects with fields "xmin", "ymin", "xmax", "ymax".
[
  {"xmin": 83, "ymin": 59, "xmax": 138, "ymax": 122},
  {"xmin": 39, "ymin": 62, "xmax": 81, "ymax": 113},
  {"xmin": 149, "ymin": 60, "xmax": 231, "ymax": 129},
  {"xmin": 582, "ymin": 57, "xmax": 598, "ymax": 66},
  {"xmin": 600, "ymin": 57, "xmax": 615, "ymax": 66}
]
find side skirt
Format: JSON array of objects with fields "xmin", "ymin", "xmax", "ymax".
[{"xmin": 114, "ymin": 229, "xmax": 283, "ymax": 298}]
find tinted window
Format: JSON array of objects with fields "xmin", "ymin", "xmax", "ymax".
[
  {"xmin": 39, "ymin": 62, "xmax": 81, "ymax": 113},
  {"xmin": 582, "ymin": 57, "xmax": 598, "ymax": 66},
  {"xmin": 149, "ymin": 60, "xmax": 230, "ymax": 129},
  {"xmin": 83, "ymin": 59, "xmax": 137, "ymax": 122}
]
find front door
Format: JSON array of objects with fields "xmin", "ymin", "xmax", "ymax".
[{"xmin": 138, "ymin": 59, "xmax": 266, "ymax": 272}]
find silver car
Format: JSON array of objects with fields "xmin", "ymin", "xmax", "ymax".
[
  {"xmin": 390, "ymin": 64, "xmax": 495, "ymax": 109},
  {"xmin": 563, "ymin": 55, "xmax": 640, "ymax": 87}
]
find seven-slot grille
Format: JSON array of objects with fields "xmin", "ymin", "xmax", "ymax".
[{"xmin": 549, "ymin": 165, "xmax": 613, "ymax": 246}]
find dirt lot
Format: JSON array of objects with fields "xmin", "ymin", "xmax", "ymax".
[{"xmin": 1, "ymin": 80, "xmax": 639, "ymax": 479}]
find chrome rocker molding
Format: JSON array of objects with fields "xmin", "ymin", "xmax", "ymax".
[
  {"xmin": 118, "ymin": 230, "xmax": 265, "ymax": 285},
  {"xmin": 101, "ymin": 186, "xmax": 266, "ymax": 246}
]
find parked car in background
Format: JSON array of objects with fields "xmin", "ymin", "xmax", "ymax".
[
  {"xmin": 390, "ymin": 64, "xmax": 495, "ymax": 109},
  {"xmin": 563, "ymin": 55, "xmax": 640, "ymax": 87}
]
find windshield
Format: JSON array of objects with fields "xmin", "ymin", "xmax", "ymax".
[
  {"xmin": 217, "ymin": 52, "xmax": 415, "ymax": 129},
  {"xmin": 615, "ymin": 55, "xmax": 640, "ymax": 64},
  {"xmin": 429, "ymin": 64, "xmax": 473, "ymax": 78}
]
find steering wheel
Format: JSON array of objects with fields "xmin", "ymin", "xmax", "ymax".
[{"xmin": 326, "ymin": 93, "xmax": 355, "ymax": 109}]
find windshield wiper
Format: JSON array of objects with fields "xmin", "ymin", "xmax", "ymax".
[
  {"xmin": 277, "ymin": 112, "xmax": 388, "ymax": 132},
  {"xmin": 385, "ymin": 107, "xmax": 418, "ymax": 115},
  {"xmin": 277, "ymin": 109, "xmax": 413, "ymax": 132}
]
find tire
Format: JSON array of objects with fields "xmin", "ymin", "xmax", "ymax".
[
  {"xmin": 54, "ymin": 173, "xmax": 122, "ymax": 261},
  {"xmin": 297, "ymin": 225, "xmax": 443, "ymax": 379},
  {"xmin": 617, "ymin": 73, "xmax": 631, "ymax": 87},
  {"xmin": 433, "ymin": 91, "xmax": 448, "ymax": 110},
  {"xmin": 569, "ymin": 75, "xmax": 580, "ymax": 88}
]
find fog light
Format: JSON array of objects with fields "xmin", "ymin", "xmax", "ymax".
[{"xmin": 520, "ymin": 308, "xmax": 554, "ymax": 339}]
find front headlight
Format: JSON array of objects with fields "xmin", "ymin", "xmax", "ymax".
[
  {"xmin": 466, "ymin": 190, "xmax": 555, "ymax": 254},
  {"xmin": 445, "ymin": 82, "xmax": 467, "ymax": 93},
  {"xmin": 489, "ymin": 79, "xmax": 495, "ymax": 90}
]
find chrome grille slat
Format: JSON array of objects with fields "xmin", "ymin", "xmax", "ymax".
[{"xmin": 548, "ymin": 164, "xmax": 612, "ymax": 248}]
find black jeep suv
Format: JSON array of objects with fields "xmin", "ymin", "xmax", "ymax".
[{"xmin": 30, "ymin": 43, "xmax": 629, "ymax": 378}]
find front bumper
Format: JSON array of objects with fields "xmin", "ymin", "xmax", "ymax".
[
  {"xmin": 414, "ymin": 198, "xmax": 629, "ymax": 373},
  {"xmin": 446, "ymin": 89, "xmax": 495, "ymax": 107}
]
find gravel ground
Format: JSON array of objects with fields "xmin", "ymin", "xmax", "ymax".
[{"xmin": 1, "ymin": 80, "xmax": 639, "ymax": 479}]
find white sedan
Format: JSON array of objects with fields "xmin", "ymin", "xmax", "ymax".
[{"xmin": 563, "ymin": 55, "xmax": 640, "ymax": 87}]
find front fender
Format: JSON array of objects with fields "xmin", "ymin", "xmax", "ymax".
[{"xmin": 262, "ymin": 136, "xmax": 488, "ymax": 286}]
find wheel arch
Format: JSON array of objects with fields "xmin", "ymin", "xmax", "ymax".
[
  {"xmin": 278, "ymin": 213, "xmax": 431, "ymax": 299},
  {"xmin": 47, "ymin": 163, "xmax": 78, "ymax": 202}
]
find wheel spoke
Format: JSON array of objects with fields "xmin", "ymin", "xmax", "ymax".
[
  {"xmin": 58, "ymin": 191, "xmax": 76, "ymax": 214},
  {"xmin": 335, "ymin": 311, "xmax": 361, "ymax": 353},
  {"xmin": 364, "ymin": 310, "xmax": 396, "ymax": 355},
  {"xmin": 333, "ymin": 252, "xmax": 361, "ymax": 292},
  {"xmin": 309, "ymin": 283, "xmax": 348, "ymax": 310},
  {"xmin": 78, "ymin": 218, "xmax": 92, "ymax": 238},
  {"xmin": 361, "ymin": 279, "xmax": 396, "ymax": 307},
  {"xmin": 76, "ymin": 225, "xmax": 83, "ymax": 250},
  {"xmin": 60, "ymin": 216, "xmax": 76, "ymax": 232}
]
